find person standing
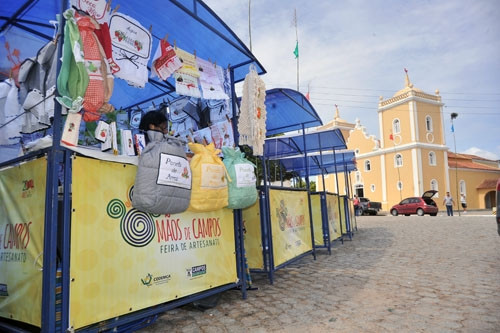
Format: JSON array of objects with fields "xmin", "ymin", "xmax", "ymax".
[
  {"xmin": 460, "ymin": 194, "xmax": 467, "ymax": 213},
  {"xmin": 443, "ymin": 192, "xmax": 455, "ymax": 216},
  {"xmin": 353, "ymin": 195, "xmax": 360, "ymax": 216}
]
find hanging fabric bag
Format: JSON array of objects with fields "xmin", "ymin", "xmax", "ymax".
[
  {"xmin": 188, "ymin": 142, "xmax": 229, "ymax": 212},
  {"xmin": 132, "ymin": 131, "xmax": 192, "ymax": 214},
  {"xmin": 222, "ymin": 146, "xmax": 257, "ymax": 209}
]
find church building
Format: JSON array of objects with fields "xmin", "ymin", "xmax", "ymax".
[{"xmin": 317, "ymin": 72, "xmax": 500, "ymax": 211}]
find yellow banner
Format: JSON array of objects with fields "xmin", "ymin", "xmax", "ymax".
[
  {"xmin": 70, "ymin": 157, "xmax": 237, "ymax": 329},
  {"xmin": 0, "ymin": 158, "xmax": 46, "ymax": 327},
  {"xmin": 269, "ymin": 189, "xmax": 312, "ymax": 267},
  {"xmin": 339, "ymin": 196, "xmax": 347, "ymax": 235},
  {"xmin": 242, "ymin": 200, "xmax": 263, "ymax": 269},
  {"xmin": 311, "ymin": 195, "xmax": 324, "ymax": 246},
  {"xmin": 326, "ymin": 193, "xmax": 342, "ymax": 240}
]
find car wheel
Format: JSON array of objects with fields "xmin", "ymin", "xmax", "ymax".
[
  {"xmin": 391, "ymin": 209, "xmax": 398, "ymax": 216},
  {"xmin": 430, "ymin": 213, "xmax": 437, "ymax": 216},
  {"xmin": 417, "ymin": 208, "xmax": 424, "ymax": 216}
]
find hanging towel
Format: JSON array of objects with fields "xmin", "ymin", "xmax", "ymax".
[
  {"xmin": 0, "ymin": 79, "xmax": 23, "ymax": 144},
  {"xmin": 76, "ymin": 13, "xmax": 106, "ymax": 121},
  {"xmin": 109, "ymin": 13, "xmax": 152, "ymax": 88},
  {"xmin": 196, "ymin": 57, "xmax": 228, "ymax": 100},
  {"xmin": 70, "ymin": 0, "xmax": 109, "ymax": 24},
  {"xmin": 151, "ymin": 39, "xmax": 182, "ymax": 81},
  {"xmin": 56, "ymin": 9, "xmax": 89, "ymax": 113},
  {"xmin": 210, "ymin": 119, "xmax": 234, "ymax": 149},
  {"xmin": 174, "ymin": 72, "xmax": 201, "ymax": 98},
  {"xmin": 175, "ymin": 48, "xmax": 200, "ymax": 78}
]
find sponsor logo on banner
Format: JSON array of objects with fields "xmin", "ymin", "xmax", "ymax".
[
  {"xmin": 21, "ymin": 178, "xmax": 35, "ymax": 198},
  {"xmin": 141, "ymin": 273, "xmax": 171, "ymax": 287},
  {"xmin": 186, "ymin": 264, "xmax": 206, "ymax": 279},
  {"xmin": 0, "ymin": 283, "xmax": 8, "ymax": 296}
]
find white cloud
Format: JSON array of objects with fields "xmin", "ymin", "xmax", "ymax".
[
  {"xmin": 204, "ymin": 0, "xmax": 500, "ymax": 156},
  {"xmin": 463, "ymin": 147, "xmax": 500, "ymax": 161}
]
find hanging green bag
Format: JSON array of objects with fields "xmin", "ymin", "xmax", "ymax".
[{"xmin": 222, "ymin": 146, "xmax": 257, "ymax": 209}]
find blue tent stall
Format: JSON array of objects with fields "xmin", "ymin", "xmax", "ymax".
[
  {"xmin": 0, "ymin": 1, "xmax": 266, "ymax": 332},
  {"xmin": 274, "ymin": 151, "xmax": 357, "ymax": 254},
  {"xmin": 243, "ymin": 124, "xmax": 354, "ymax": 284}
]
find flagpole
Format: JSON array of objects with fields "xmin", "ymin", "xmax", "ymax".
[
  {"xmin": 294, "ymin": 8, "xmax": 299, "ymax": 91},
  {"xmin": 451, "ymin": 112, "xmax": 460, "ymax": 216},
  {"xmin": 248, "ymin": 0, "xmax": 252, "ymax": 52}
]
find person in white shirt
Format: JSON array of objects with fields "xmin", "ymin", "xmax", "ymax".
[
  {"xmin": 443, "ymin": 192, "xmax": 455, "ymax": 216},
  {"xmin": 460, "ymin": 194, "xmax": 467, "ymax": 213}
]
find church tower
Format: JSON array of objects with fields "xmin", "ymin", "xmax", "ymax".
[{"xmin": 377, "ymin": 70, "xmax": 449, "ymax": 206}]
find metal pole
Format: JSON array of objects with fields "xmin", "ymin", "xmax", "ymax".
[
  {"xmin": 451, "ymin": 113, "xmax": 460, "ymax": 216},
  {"xmin": 248, "ymin": 0, "xmax": 252, "ymax": 52}
]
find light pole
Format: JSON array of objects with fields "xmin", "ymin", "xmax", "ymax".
[{"xmin": 451, "ymin": 112, "xmax": 460, "ymax": 216}]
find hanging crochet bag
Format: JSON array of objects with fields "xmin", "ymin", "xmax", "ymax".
[
  {"xmin": 222, "ymin": 146, "xmax": 257, "ymax": 209},
  {"xmin": 132, "ymin": 131, "xmax": 192, "ymax": 214},
  {"xmin": 188, "ymin": 142, "xmax": 229, "ymax": 212}
]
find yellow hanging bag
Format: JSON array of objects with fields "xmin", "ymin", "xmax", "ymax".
[{"xmin": 188, "ymin": 142, "xmax": 230, "ymax": 212}]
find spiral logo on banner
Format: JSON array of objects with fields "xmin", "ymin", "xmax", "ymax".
[
  {"xmin": 120, "ymin": 209, "xmax": 155, "ymax": 247},
  {"xmin": 106, "ymin": 189, "xmax": 160, "ymax": 247},
  {"xmin": 107, "ymin": 199, "xmax": 126, "ymax": 219}
]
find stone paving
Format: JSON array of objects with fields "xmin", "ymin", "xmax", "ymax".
[{"xmin": 139, "ymin": 214, "xmax": 500, "ymax": 332}]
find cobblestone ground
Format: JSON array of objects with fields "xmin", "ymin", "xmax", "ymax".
[{"xmin": 139, "ymin": 214, "xmax": 500, "ymax": 333}]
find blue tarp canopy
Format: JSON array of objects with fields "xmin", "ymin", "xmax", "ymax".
[
  {"xmin": 0, "ymin": 0, "xmax": 265, "ymax": 109},
  {"xmin": 264, "ymin": 128, "xmax": 346, "ymax": 159},
  {"xmin": 272, "ymin": 151, "xmax": 356, "ymax": 177},
  {"xmin": 264, "ymin": 88, "xmax": 322, "ymax": 136}
]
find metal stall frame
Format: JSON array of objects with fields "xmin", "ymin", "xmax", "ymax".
[{"xmin": 0, "ymin": 0, "xmax": 266, "ymax": 331}]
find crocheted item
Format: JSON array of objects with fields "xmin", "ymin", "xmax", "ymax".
[
  {"xmin": 196, "ymin": 57, "xmax": 228, "ymax": 100},
  {"xmin": 151, "ymin": 39, "xmax": 182, "ymax": 80},
  {"xmin": 237, "ymin": 65, "xmax": 266, "ymax": 155},
  {"xmin": 110, "ymin": 13, "xmax": 152, "ymax": 88}
]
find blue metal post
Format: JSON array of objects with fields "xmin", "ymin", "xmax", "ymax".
[
  {"xmin": 301, "ymin": 124, "xmax": 316, "ymax": 260},
  {"xmin": 333, "ymin": 149, "xmax": 344, "ymax": 243}
]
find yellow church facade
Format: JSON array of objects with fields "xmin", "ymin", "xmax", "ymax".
[{"xmin": 317, "ymin": 73, "xmax": 500, "ymax": 212}]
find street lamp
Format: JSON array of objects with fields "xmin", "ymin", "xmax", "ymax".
[{"xmin": 451, "ymin": 112, "xmax": 460, "ymax": 216}]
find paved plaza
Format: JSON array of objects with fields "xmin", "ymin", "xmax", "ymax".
[{"xmin": 140, "ymin": 213, "xmax": 500, "ymax": 332}]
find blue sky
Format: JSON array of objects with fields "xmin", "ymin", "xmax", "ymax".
[{"xmin": 204, "ymin": 0, "xmax": 500, "ymax": 160}]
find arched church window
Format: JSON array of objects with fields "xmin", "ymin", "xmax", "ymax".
[
  {"xmin": 393, "ymin": 119, "xmax": 401, "ymax": 134},
  {"xmin": 394, "ymin": 153, "xmax": 403, "ymax": 167},
  {"xmin": 425, "ymin": 115, "xmax": 433, "ymax": 132},
  {"xmin": 355, "ymin": 171, "xmax": 361, "ymax": 183},
  {"xmin": 429, "ymin": 151, "xmax": 436, "ymax": 166},
  {"xmin": 365, "ymin": 160, "xmax": 371, "ymax": 171},
  {"xmin": 459, "ymin": 180, "xmax": 466, "ymax": 194}
]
